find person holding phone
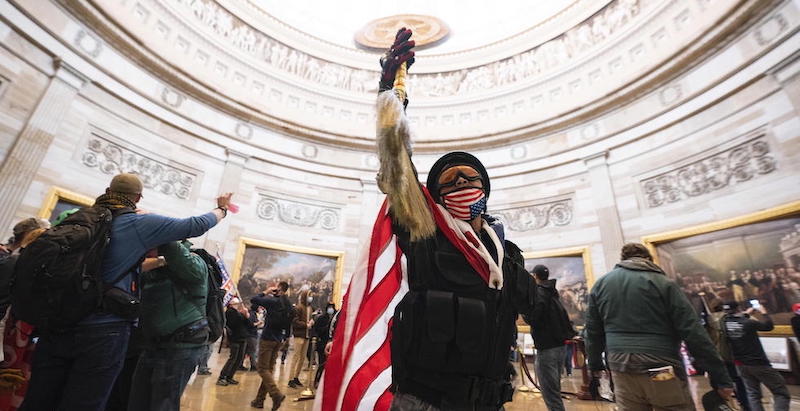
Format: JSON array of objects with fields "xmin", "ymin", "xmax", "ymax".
[{"xmin": 722, "ymin": 300, "xmax": 790, "ymax": 411}]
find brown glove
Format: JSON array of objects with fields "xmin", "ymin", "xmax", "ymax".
[{"xmin": 379, "ymin": 28, "xmax": 416, "ymax": 92}]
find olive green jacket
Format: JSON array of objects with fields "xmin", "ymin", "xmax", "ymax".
[
  {"xmin": 585, "ymin": 258, "xmax": 732, "ymax": 388},
  {"xmin": 140, "ymin": 241, "xmax": 208, "ymax": 347}
]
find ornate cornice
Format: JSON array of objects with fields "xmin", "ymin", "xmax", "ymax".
[{"xmin": 255, "ymin": 193, "xmax": 341, "ymax": 231}]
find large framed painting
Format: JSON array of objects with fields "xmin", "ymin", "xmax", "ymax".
[
  {"xmin": 643, "ymin": 201, "xmax": 800, "ymax": 335},
  {"xmin": 37, "ymin": 187, "xmax": 93, "ymax": 223},
  {"xmin": 519, "ymin": 246, "xmax": 594, "ymax": 333},
  {"xmin": 232, "ymin": 237, "xmax": 344, "ymax": 311}
]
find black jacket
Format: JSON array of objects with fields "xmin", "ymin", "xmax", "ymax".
[
  {"xmin": 225, "ymin": 307, "xmax": 249, "ymax": 343},
  {"xmin": 523, "ymin": 279, "xmax": 567, "ymax": 350},
  {"xmin": 724, "ymin": 313, "xmax": 773, "ymax": 366}
]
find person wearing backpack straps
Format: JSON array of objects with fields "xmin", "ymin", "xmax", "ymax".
[
  {"xmin": 522, "ymin": 264, "xmax": 576, "ymax": 411},
  {"xmin": 20, "ymin": 173, "xmax": 232, "ymax": 411},
  {"xmin": 249, "ymin": 282, "xmax": 291, "ymax": 410},
  {"xmin": 126, "ymin": 240, "xmax": 211, "ymax": 410}
]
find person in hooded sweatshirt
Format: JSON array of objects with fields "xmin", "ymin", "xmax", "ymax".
[{"xmin": 522, "ymin": 265, "xmax": 575, "ymax": 411}]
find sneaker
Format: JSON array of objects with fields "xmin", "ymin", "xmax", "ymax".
[
  {"xmin": 287, "ymin": 380, "xmax": 298, "ymax": 389},
  {"xmin": 238, "ymin": 366, "xmax": 248, "ymax": 371},
  {"xmin": 226, "ymin": 377, "xmax": 240, "ymax": 385},
  {"xmin": 216, "ymin": 378, "xmax": 229, "ymax": 386},
  {"xmin": 292, "ymin": 378, "xmax": 304, "ymax": 387},
  {"xmin": 250, "ymin": 399, "xmax": 264, "ymax": 409},
  {"xmin": 197, "ymin": 368, "xmax": 212, "ymax": 375},
  {"xmin": 271, "ymin": 394, "xmax": 286, "ymax": 411}
]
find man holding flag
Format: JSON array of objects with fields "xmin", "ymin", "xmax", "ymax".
[{"xmin": 316, "ymin": 29, "xmax": 538, "ymax": 411}]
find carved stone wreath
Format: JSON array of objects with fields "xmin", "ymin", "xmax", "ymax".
[
  {"xmin": 256, "ymin": 195, "xmax": 340, "ymax": 231},
  {"xmin": 494, "ymin": 199, "xmax": 573, "ymax": 232},
  {"xmin": 81, "ymin": 135, "xmax": 196, "ymax": 199},
  {"xmin": 641, "ymin": 137, "xmax": 777, "ymax": 208}
]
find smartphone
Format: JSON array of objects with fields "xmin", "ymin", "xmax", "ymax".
[{"xmin": 749, "ymin": 299, "xmax": 761, "ymax": 309}]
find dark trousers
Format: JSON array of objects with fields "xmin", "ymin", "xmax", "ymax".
[
  {"xmin": 535, "ymin": 346, "xmax": 566, "ymax": 411},
  {"xmin": 563, "ymin": 343, "xmax": 573, "ymax": 376},
  {"xmin": 221, "ymin": 341, "xmax": 246, "ymax": 379},
  {"xmin": 197, "ymin": 343, "xmax": 211, "ymax": 373},
  {"xmin": 314, "ymin": 340, "xmax": 328, "ymax": 387},
  {"xmin": 105, "ymin": 353, "xmax": 140, "ymax": 411},
  {"xmin": 20, "ymin": 322, "xmax": 131, "ymax": 411},
  {"xmin": 737, "ymin": 364, "xmax": 790, "ymax": 411},
  {"xmin": 127, "ymin": 346, "xmax": 204, "ymax": 411},
  {"xmin": 725, "ymin": 362, "xmax": 751, "ymax": 411},
  {"xmin": 243, "ymin": 336, "xmax": 259, "ymax": 368}
]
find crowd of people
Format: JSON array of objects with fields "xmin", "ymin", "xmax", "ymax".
[{"xmin": 676, "ymin": 267, "xmax": 800, "ymax": 316}]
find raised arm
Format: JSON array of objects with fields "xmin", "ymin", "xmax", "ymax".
[
  {"xmin": 374, "ymin": 29, "xmax": 434, "ymax": 241},
  {"xmin": 137, "ymin": 193, "xmax": 233, "ymax": 248}
]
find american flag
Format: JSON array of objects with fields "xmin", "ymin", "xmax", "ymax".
[
  {"xmin": 215, "ymin": 253, "xmax": 237, "ymax": 306},
  {"xmin": 315, "ymin": 188, "xmax": 490, "ymax": 411}
]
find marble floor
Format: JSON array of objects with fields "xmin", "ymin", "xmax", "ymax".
[{"xmin": 181, "ymin": 344, "xmax": 800, "ymax": 410}]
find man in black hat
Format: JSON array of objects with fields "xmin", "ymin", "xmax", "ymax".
[
  {"xmin": 523, "ymin": 265, "xmax": 575, "ymax": 411},
  {"xmin": 375, "ymin": 28, "xmax": 537, "ymax": 411}
]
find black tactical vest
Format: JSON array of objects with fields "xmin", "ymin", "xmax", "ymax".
[{"xmin": 390, "ymin": 222, "xmax": 535, "ymax": 408}]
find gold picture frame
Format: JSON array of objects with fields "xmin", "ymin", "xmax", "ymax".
[
  {"xmin": 518, "ymin": 246, "xmax": 594, "ymax": 334},
  {"xmin": 37, "ymin": 186, "xmax": 93, "ymax": 221},
  {"xmin": 231, "ymin": 237, "xmax": 345, "ymax": 308},
  {"xmin": 642, "ymin": 200, "xmax": 800, "ymax": 336}
]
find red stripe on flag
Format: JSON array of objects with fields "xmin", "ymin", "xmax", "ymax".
[
  {"xmin": 341, "ymin": 319, "xmax": 394, "ymax": 410},
  {"xmin": 375, "ymin": 387, "xmax": 394, "ymax": 411}
]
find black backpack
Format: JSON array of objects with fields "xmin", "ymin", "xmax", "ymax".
[
  {"xmin": 549, "ymin": 295, "xmax": 577, "ymax": 342},
  {"xmin": 190, "ymin": 249, "xmax": 226, "ymax": 343},
  {"xmin": 11, "ymin": 206, "xmax": 130, "ymax": 331}
]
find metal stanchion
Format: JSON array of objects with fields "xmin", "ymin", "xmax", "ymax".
[
  {"xmin": 517, "ymin": 338, "xmax": 532, "ymax": 392},
  {"xmin": 295, "ymin": 336, "xmax": 317, "ymax": 401}
]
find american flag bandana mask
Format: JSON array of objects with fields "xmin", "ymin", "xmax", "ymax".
[{"xmin": 442, "ymin": 188, "xmax": 487, "ymax": 221}]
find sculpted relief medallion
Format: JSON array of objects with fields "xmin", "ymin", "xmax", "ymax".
[{"xmin": 355, "ymin": 15, "xmax": 449, "ymax": 50}]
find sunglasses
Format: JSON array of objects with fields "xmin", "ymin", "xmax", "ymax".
[{"xmin": 437, "ymin": 165, "xmax": 482, "ymax": 188}]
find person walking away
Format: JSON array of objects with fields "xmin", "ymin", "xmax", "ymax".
[
  {"xmin": 127, "ymin": 241, "xmax": 211, "ymax": 410},
  {"xmin": 250, "ymin": 282, "xmax": 292, "ymax": 410},
  {"xmin": 288, "ymin": 289, "xmax": 311, "ymax": 388},
  {"xmin": 723, "ymin": 301, "xmax": 790, "ymax": 411},
  {"xmin": 218, "ymin": 298, "xmax": 248, "ymax": 386},
  {"xmin": 312, "ymin": 303, "xmax": 336, "ymax": 387},
  {"xmin": 585, "ymin": 243, "xmax": 733, "ymax": 410},
  {"xmin": 19, "ymin": 173, "xmax": 231, "ymax": 411},
  {"xmin": 522, "ymin": 265, "xmax": 576, "ymax": 411}
]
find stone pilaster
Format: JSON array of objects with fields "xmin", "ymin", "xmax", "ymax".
[
  {"xmin": 204, "ymin": 148, "xmax": 249, "ymax": 256},
  {"xmin": 584, "ymin": 151, "xmax": 625, "ymax": 272},
  {"xmin": 0, "ymin": 60, "xmax": 87, "ymax": 234}
]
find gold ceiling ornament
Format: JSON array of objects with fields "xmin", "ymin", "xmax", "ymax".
[{"xmin": 355, "ymin": 14, "xmax": 449, "ymax": 50}]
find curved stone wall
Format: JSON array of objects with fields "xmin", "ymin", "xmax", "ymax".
[{"xmin": 0, "ymin": 0, "xmax": 798, "ymax": 292}]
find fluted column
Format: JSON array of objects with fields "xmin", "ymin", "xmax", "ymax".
[
  {"xmin": 584, "ymin": 151, "xmax": 625, "ymax": 272},
  {"xmin": 0, "ymin": 60, "xmax": 87, "ymax": 234},
  {"xmin": 204, "ymin": 148, "xmax": 249, "ymax": 256}
]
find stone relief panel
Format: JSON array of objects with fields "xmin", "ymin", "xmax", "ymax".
[
  {"xmin": 81, "ymin": 133, "xmax": 197, "ymax": 199},
  {"xmin": 494, "ymin": 198, "xmax": 573, "ymax": 232},
  {"xmin": 174, "ymin": 0, "xmax": 641, "ymax": 97},
  {"xmin": 641, "ymin": 137, "xmax": 777, "ymax": 208},
  {"xmin": 256, "ymin": 194, "xmax": 340, "ymax": 231}
]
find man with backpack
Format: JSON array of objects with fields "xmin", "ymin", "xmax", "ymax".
[
  {"xmin": 522, "ymin": 265, "xmax": 576, "ymax": 411},
  {"xmin": 18, "ymin": 173, "xmax": 232, "ymax": 411},
  {"xmin": 585, "ymin": 243, "xmax": 734, "ymax": 409},
  {"xmin": 128, "ymin": 240, "xmax": 218, "ymax": 410},
  {"xmin": 250, "ymin": 282, "xmax": 291, "ymax": 410}
]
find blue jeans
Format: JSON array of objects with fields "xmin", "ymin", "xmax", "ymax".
[
  {"xmin": 20, "ymin": 322, "xmax": 131, "ymax": 411},
  {"xmin": 535, "ymin": 346, "xmax": 565, "ymax": 411},
  {"xmin": 197, "ymin": 343, "xmax": 212, "ymax": 373},
  {"xmin": 128, "ymin": 345, "xmax": 204, "ymax": 411}
]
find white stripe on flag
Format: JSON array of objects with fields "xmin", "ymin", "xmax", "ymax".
[
  {"xmin": 370, "ymin": 236, "xmax": 397, "ymax": 295},
  {"xmin": 337, "ymin": 279, "xmax": 408, "ymax": 408},
  {"xmin": 357, "ymin": 366, "xmax": 393, "ymax": 410}
]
